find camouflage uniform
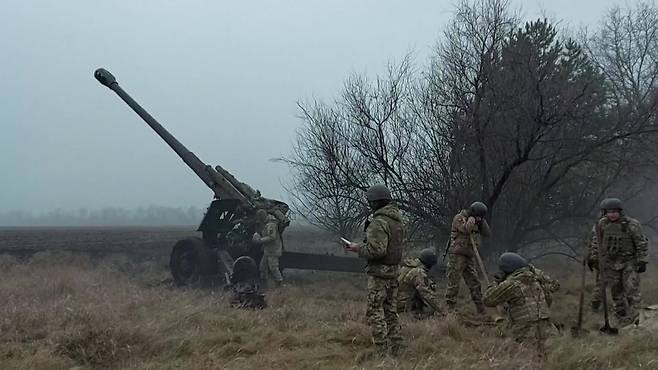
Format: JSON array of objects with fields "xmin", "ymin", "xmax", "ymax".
[
  {"xmin": 253, "ymin": 215, "xmax": 284, "ymax": 286},
  {"xmin": 358, "ymin": 203, "xmax": 404, "ymax": 354},
  {"xmin": 588, "ymin": 216, "xmax": 648, "ymax": 324},
  {"xmin": 397, "ymin": 258, "xmax": 441, "ymax": 315},
  {"xmin": 591, "ymin": 272, "xmax": 602, "ymax": 310},
  {"xmin": 483, "ymin": 266, "xmax": 559, "ymax": 359},
  {"xmin": 445, "ymin": 209, "xmax": 491, "ymax": 311}
]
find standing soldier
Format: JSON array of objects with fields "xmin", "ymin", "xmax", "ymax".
[
  {"xmin": 445, "ymin": 202, "xmax": 491, "ymax": 313},
  {"xmin": 252, "ymin": 209, "xmax": 284, "ymax": 288},
  {"xmin": 483, "ymin": 252, "xmax": 560, "ymax": 360},
  {"xmin": 587, "ymin": 198, "xmax": 649, "ymax": 326},
  {"xmin": 346, "ymin": 184, "xmax": 404, "ymax": 356},
  {"xmin": 397, "ymin": 248, "xmax": 442, "ymax": 316}
]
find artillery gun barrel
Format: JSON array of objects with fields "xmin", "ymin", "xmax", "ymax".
[
  {"xmin": 215, "ymin": 164, "xmax": 259, "ymax": 199},
  {"xmin": 94, "ymin": 68, "xmax": 248, "ymax": 203}
]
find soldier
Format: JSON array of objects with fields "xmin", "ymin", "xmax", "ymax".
[
  {"xmin": 445, "ymin": 201, "xmax": 491, "ymax": 313},
  {"xmin": 346, "ymin": 184, "xmax": 404, "ymax": 356},
  {"xmin": 252, "ymin": 209, "xmax": 284, "ymax": 287},
  {"xmin": 397, "ymin": 248, "xmax": 442, "ymax": 316},
  {"xmin": 483, "ymin": 252, "xmax": 560, "ymax": 360},
  {"xmin": 587, "ymin": 198, "xmax": 648, "ymax": 326},
  {"xmin": 229, "ymin": 256, "xmax": 266, "ymax": 309}
]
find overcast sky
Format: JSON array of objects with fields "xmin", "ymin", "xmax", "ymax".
[{"xmin": 1, "ymin": 0, "xmax": 622, "ymax": 213}]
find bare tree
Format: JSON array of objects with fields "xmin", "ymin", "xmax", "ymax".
[
  {"xmin": 284, "ymin": 0, "xmax": 658, "ymax": 260},
  {"xmin": 579, "ymin": 1, "xmax": 658, "ymax": 250},
  {"xmin": 588, "ymin": 2, "xmax": 658, "ymax": 108},
  {"xmin": 280, "ymin": 56, "xmax": 417, "ymax": 238}
]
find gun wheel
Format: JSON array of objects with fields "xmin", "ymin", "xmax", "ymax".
[{"xmin": 169, "ymin": 238, "xmax": 218, "ymax": 286}]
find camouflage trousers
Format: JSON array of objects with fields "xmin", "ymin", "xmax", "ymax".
[
  {"xmin": 445, "ymin": 254, "xmax": 483, "ymax": 307},
  {"xmin": 508, "ymin": 319, "xmax": 551, "ymax": 362},
  {"xmin": 259, "ymin": 255, "xmax": 283, "ymax": 285},
  {"xmin": 366, "ymin": 276, "xmax": 402, "ymax": 352},
  {"xmin": 602, "ymin": 263, "xmax": 642, "ymax": 322},
  {"xmin": 591, "ymin": 270, "xmax": 601, "ymax": 307},
  {"xmin": 398, "ymin": 295, "xmax": 429, "ymax": 315}
]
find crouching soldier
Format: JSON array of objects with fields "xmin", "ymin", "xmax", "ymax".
[
  {"xmin": 229, "ymin": 256, "xmax": 266, "ymax": 309},
  {"xmin": 483, "ymin": 252, "xmax": 560, "ymax": 360},
  {"xmin": 397, "ymin": 248, "xmax": 442, "ymax": 316}
]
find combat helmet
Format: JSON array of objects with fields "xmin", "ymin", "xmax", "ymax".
[
  {"xmin": 366, "ymin": 184, "xmax": 392, "ymax": 202},
  {"xmin": 469, "ymin": 201, "xmax": 488, "ymax": 217},
  {"xmin": 255, "ymin": 209, "xmax": 269, "ymax": 223},
  {"xmin": 600, "ymin": 198, "xmax": 623, "ymax": 211},
  {"xmin": 418, "ymin": 248, "xmax": 437, "ymax": 269},
  {"xmin": 498, "ymin": 252, "xmax": 528, "ymax": 274}
]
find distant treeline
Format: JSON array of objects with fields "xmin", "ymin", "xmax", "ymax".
[{"xmin": 0, "ymin": 206, "xmax": 205, "ymax": 227}]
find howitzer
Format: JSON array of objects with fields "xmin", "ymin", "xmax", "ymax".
[{"xmin": 94, "ymin": 68, "xmax": 364, "ymax": 287}]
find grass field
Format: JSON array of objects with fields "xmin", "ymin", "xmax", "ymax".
[
  {"xmin": 1, "ymin": 228, "xmax": 657, "ymax": 369},
  {"xmin": 1, "ymin": 253, "xmax": 657, "ymax": 370}
]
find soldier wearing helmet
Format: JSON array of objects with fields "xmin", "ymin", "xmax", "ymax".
[
  {"xmin": 483, "ymin": 252, "xmax": 560, "ymax": 360},
  {"xmin": 444, "ymin": 201, "xmax": 492, "ymax": 313},
  {"xmin": 252, "ymin": 209, "xmax": 284, "ymax": 287},
  {"xmin": 397, "ymin": 248, "xmax": 442, "ymax": 316},
  {"xmin": 587, "ymin": 198, "xmax": 648, "ymax": 326},
  {"xmin": 345, "ymin": 184, "xmax": 404, "ymax": 356}
]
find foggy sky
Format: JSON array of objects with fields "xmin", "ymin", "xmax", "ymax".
[{"xmin": 1, "ymin": 0, "xmax": 620, "ymax": 213}]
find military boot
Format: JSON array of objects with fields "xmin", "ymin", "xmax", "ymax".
[
  {"xmin": 618, "ymin": 311, "xmax": 639, "ymax": 327},
  {"xmin": 617, "ymin": 316, "xmax": 635, "ymax": 327},
  {"xmin": 614, "ymin": 309, "xmax": 628, "ymax": 325}
]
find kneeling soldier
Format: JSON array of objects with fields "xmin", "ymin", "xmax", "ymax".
[
  {"xmin": 483, "ymin": 252, "xmax": 559, "ymax": 359},
  {"xmin": 398, "ymin": 248, "xmax": 442, "ymax": 316}
]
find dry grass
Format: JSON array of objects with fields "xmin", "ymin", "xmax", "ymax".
[{"xmin": 1, "ymin": 252, "xmax": 657, "ymax": 370}]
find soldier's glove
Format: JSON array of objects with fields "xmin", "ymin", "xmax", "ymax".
[
  {"xmin": 465, "ymin": 217, "xmax": 476, "ymax": 231},
  {"xmin": 637, "ymin": 261, "xmax": 647, "ymax": 274},
  {"xmin": 587, "ymin": 259, "xmax": 597, "ymax": 272}
]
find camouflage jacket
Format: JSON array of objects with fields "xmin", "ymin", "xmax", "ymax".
[
  {"xmin": 254, "ymin": 216, "xmax": 282, "ymax": 256},
  {"xmin": 449, "ymin": 209, "xmax": 491, "ymax": 257},
  {"xmin": 483, "ymin": 266, "xmax": 559, "ymax": 323},
  {"xmin": 358, "ymin": 203, "xmax": 404, "ymax": 279},
  {"xmin": 587, "ymin": 216, "xmax": 648, "ymax": 270},
  {"xmin": 397, "ymin": 258, "xmax": 441, "ymax": 313}
]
